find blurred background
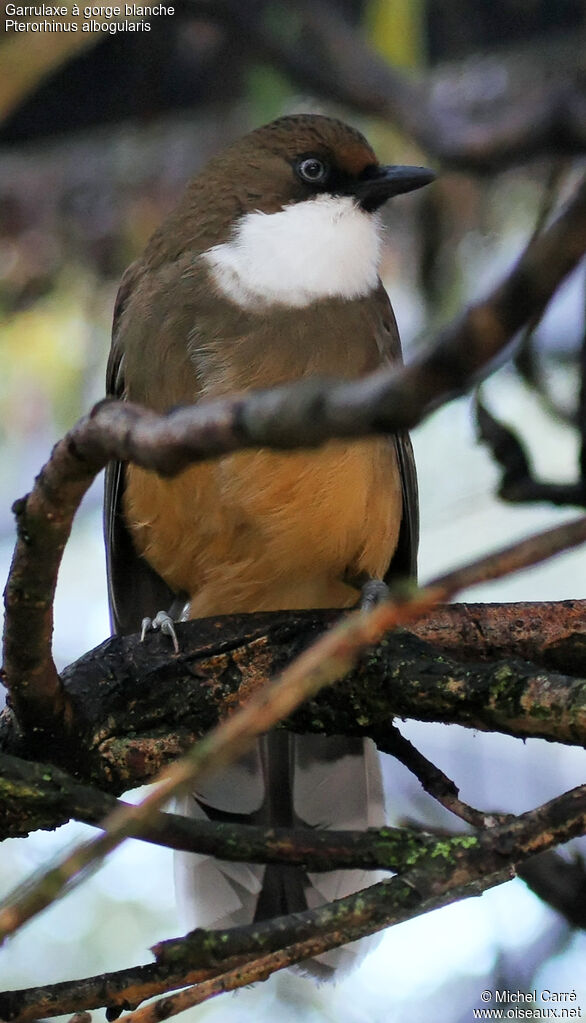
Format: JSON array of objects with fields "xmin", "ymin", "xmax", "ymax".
[{"xmin": 1, "ymin": 1, "xmax": 586, "ymax": 1020}]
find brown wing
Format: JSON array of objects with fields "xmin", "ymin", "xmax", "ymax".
[
  {"xmin": 371, "ymin": 285, "xmax": 419, "ymax": 582},
  {"xmin": 104, "ymin": 260, "xmax": 176, "ymax": 635},
  {"xmin": 389, "ymin": 430, "xmax": 419, "ymax": 580}
]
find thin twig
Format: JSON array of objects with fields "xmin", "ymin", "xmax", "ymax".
[
  {"xmin": 375, "ymin": 724, "xmax": 499, "ymax": 829},
  {"xmin": 0, "ymin": 958, "xmax": 252, "ymax": 1023},
  {"xmin": 476, "ymin": 395, "xmax": 586, "ymax": 507}
]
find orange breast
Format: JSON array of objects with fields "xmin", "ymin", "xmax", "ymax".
[{"xmin": 124, "ymin": 435, "xmax": 402, "ymax": 616}]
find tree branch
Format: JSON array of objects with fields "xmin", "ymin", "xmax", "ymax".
[
  {"xmin": 126, "ymin": 783, "xmax": 586, "ymax": 1016},
  {"xmin": 1, "ymin": 513, "xmax": 585, "ymax": 946},
  {"xmin": 411, "ymin": 598, "xmax": 586, "ymax": 673},
  {"xmin": 518, "ymin": 850, "xmax": 586, "ymax": 929},
  {"xmin": 3, "ymin": 782, "xmax": 586, "ymax": 1023},
  {"xmin": 476, "ymin": 395, "xmax": 586, "ymax": 507},
  {"xmin": 0, "ymin": 751, "xmax": 445, "ymax": 871},
  {"xmin": 0, "ymin": 960, "xmax": 251, "ymax": 1023},
  {"xmin": 2, "ymin": 596, "xmax": 585, "ymax": 806},
  {"xmin": 2, "ymin": 592, "xmax": 585, "ymax": 824},
  {"xmin": 375, "ymin": 724, "xmax": 498, "ymax": 829}
]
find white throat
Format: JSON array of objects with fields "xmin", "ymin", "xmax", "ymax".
[{"xmin": 202, "ymin": 194, "xmax": 382, "ymax": 309}]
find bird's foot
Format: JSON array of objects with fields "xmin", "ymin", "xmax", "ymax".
[
  {"xmin": 358, "ymin": 579, "xmax": 390, "ymax": 611},
  {"xmin": 345, "ymin": 571, "xmax": 391, "ymax": 611},
  {"xmin": 141, "ymin": 610, "xmax": 179, "ymax": 653}
]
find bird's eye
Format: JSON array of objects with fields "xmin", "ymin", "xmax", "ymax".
[{"xmin": 296, "ymin": 157, "xmax": 329, "ymax": 185}]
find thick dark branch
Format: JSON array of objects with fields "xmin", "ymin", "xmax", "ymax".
[
  {"xmin": 411, "ymin": 598, "xmax": 586, "ymax": 673},
  {"xmin": 0, "ymin": 752, "xmax": 443, "ymax": 873},
  {"xmin": 1, "ymin": 596, "xmax": 583, "ymax": 840},
  {"xmin": 4, "ymin": 175, "xmax": 586, "ymax": 734},
  {"xmin": 2, "ymin": 597, "xmax": 585, "ymax": 802}
]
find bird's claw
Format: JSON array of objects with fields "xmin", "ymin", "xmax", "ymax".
[
  {"xmin": 358, "ymin": 579, "xmax": 390, "ymax": 611},
  {"xmin": 141, "ymin": 610, "xmax": 179, "ymax": 653}
]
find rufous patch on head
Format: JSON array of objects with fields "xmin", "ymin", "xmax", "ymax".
[
  {"xmin": 336, "ymin": 140, "xmax": 378, "ymax": 177},
  {"xmin": 249, "ymin": 114, "xmax": 377, "ymax": 169}
]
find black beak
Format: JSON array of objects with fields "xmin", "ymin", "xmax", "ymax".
[{"xmin": 355, "ymin": 164, "xmax": 436, "ymax": 212}]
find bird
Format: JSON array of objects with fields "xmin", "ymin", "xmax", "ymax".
[{"xmin": 104, "ymin": 113, "xmax": 433, "ymax": 976}]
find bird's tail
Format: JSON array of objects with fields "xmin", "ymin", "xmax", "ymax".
[{"xmin": 174, "ymin": 732, "xmax": 386, "ymax": 977}]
